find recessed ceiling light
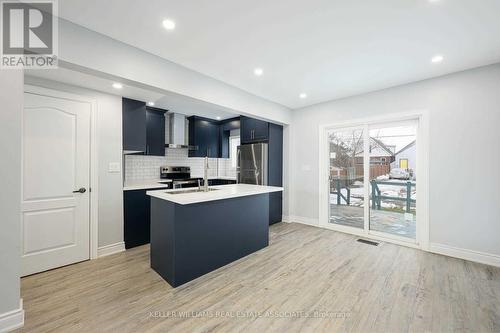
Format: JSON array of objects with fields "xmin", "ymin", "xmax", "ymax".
[
  {"xmin": 147, "ymin": 101, "xmax": 155, "ymax": 106},
  {"xmin": 431, "ymin": 55, "xmax": 444, "ymax": 63},
  {"xmin": 162, "ymin": 19, "xmax": 176, "ymax": 30},
  {"xmin": 254, "ymin": 68, "xmax": 263, "ymax": 76},
  {"xmin": 112, "ymin": 83, "xmax": 123, "ymax": 89},
  {"xmin": 216, "ymin": 116, "xmax": 221, "ymax": 120},
  {"xmin": 299, "ymin": 93, "xmax": 307, "ymax": 99}
]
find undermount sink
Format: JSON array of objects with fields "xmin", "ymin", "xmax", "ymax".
[{"xmin": 167, "ymin": 188, "xmax": 219, "ymax": 195}]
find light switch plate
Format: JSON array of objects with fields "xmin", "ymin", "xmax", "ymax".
[{"xmin": 108, "ymin": 162, "xmax": 121, "ymax": 173}]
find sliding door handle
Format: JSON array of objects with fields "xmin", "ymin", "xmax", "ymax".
[{"xmin": 73, "ymin": 187, "xmax": 87, "ymax": 194}]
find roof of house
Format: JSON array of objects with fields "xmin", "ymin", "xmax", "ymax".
[
  {"xmin": 356, "ymin": 137, "xmax": 395, "ymax": 157},
  {"xmin": 395, "ymin": 140, "xmax": 416, "ymax": 155}
]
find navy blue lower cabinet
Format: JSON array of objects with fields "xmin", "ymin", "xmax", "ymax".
[
  {"xmin": 150, "ymin": 194, "xmax": 269, "ymax": 287},
  {"xmin": 124, "ymin": 189, "xmax": 151, "ymax": 249},
  {"xmin": 269, "ymin": 192, "xmax": 283, "ymax": 225},
  {"xmin": 124, "ymin": 187, "xmax": 170, "ymax": 249}
]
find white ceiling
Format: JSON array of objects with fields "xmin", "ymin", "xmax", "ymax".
[
  {"xmin": 59, "ymin": 0, "xmax": 500, "ymax": 108},
  {"xmin": 26, "ymin": 67, "xmax": 239, "ymax": 120}
]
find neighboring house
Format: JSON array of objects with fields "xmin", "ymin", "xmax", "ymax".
[
  {"xmin": 353, "ymin": 137, "xmax": 395, "ymax": 178},
  {"xmin": 355, "ymin": 137, "xmax": 396, "ymax": 165},
  {"xmin": 391, "ymin": 140, "xmax": 417, "ymax": 177}
]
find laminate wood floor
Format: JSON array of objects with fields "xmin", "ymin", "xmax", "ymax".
[{"xmin": 16, "ymin": 223, "xmax": 500, "ymax": 333}]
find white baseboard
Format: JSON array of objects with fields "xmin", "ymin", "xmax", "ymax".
[
  {"xmin": 282, "ymin": 215, "xmax": 320, "ymax": 226},
  {"xmin": 283, "ymin": 215, "xmax": 500, "ymax": 268},
  {"xmin": 0, "ymin": 299, "xmax": 24, "ymax": 333},
  {"xmin": 97, "ymin": 242, "xmax": 125, "ymax": 258},
  {"xmin": 429, "ymin": 243, "xmax": 500, "ymax": 267}
]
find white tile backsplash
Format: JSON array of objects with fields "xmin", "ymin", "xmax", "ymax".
[{"xmin": 124, "ymin": 148, "xmax": 236, "ymax": 182}]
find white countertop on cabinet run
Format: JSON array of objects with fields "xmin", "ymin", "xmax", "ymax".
[
  {"xmin": 123, "ymin": 179, "xmax": 172, "ymax": 191},
  {"xmin": 147, "ymin": 184, "xmax": 283, "ymax": 205},
  {"xmin": 123, "ymin": 176, "xmax": 237, "ymax": 191}
]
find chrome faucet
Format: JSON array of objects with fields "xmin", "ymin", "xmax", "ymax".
[{"xmin": 202, "ymin": 156, "xmax": 209, "ymax": 192}]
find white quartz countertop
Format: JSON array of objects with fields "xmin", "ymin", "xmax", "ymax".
[
  {"xmin": 123, "ymin": 179, "xmax": 172, "ymax": 191},
  {"xmin": 147, "ymin": 184, "xmax": 283, "ymax": 205}
]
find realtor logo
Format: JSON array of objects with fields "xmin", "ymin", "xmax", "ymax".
[{"xmin": 1, "ymin": 0, "xmax": 58, "ymax": 69}]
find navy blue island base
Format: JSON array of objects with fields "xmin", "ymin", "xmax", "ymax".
[{"xmin": 150, "ymin": 193, "xmax": 270, "ymax": 287}]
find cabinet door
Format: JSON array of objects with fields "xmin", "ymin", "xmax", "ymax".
[
  {"xmin": 207, "ymin": 121, "xmax": 220, "ymax": 157},
  {"xmin": 253, "ymin": 119, "xmax": 269, "ymax": 142},
  {"xmin": 122, "ymin": 98, "xmax": 147, "ymax": 152},
  {"xmin": 124, "ymin": 190, "xmax": 150, "ymax": 249},
  {"xmin": 146, "ymin": 109, "xmax": 165, "ymax": 156},
  {"xmin": 189, "ymin": 117, "xmax": 220, "ymax": 157},
  {"xmin": 240, "ymin": 116, "xmax": 269, "ymax": 143},
  {"xmin": 240, "ymin": 116, "xmax": 254, "ymax": 144}
]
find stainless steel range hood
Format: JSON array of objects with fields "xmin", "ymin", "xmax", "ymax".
[{"xmin": 165, "ymin": 113, "xmax": 196, "ymax": 149}]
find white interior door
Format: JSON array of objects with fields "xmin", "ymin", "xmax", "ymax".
[{"xmin": 21, "ymin": 90, "xmax": 91, "ymax": 276}]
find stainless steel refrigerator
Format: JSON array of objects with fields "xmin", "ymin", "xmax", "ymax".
[{"xmin": 237, "ymin": 143, "xmax": 268, "ymax": 185}]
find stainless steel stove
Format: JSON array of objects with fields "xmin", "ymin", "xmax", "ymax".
[{"xmin": 160, "ymin": 166, "xmax": 202, "ymax": 189}]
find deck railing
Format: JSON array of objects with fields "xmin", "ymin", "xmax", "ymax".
[
  {"xmin": 331, "ymin": 178, "xmax": 416, "ymax": 213},
  {"xmin": 370, "ymin": 180, "xmax": 416, "ymax": 213}
]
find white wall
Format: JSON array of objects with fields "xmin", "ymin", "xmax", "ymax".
[
  {"xmin": 290, "ymin": 63, "xmax": 500, "ymax": 258},
  {"xmin": 58, "ymin": 19, "xmax": 291, "ymax": 125},
  {"xmin": 25, "ymin": 77, "xmax": 124, "ymax": 248},
  {"xmin": 0, "ymin": 71, "xmax": 23, "ymax": 326}
]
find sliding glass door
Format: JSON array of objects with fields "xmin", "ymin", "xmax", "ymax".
[{"xmin": 327, "ymin": 119, "xmax": 418, "ymax": 243}]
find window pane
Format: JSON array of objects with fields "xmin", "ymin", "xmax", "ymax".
[
  {"xmin": 328, "ymin": 128, "xmax": 364, "ymax": 229},
  {"xmin": 369, "ymin": 124, "xmax": 416, "ymax": 239},
  {"xmin": 230, "ymin": 136, "xmax": 240, "ymax": 168}
]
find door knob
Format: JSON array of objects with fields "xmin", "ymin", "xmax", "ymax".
[{"xmin": 73, "ymin": 187, "xmax": 87, "ymax": 194}]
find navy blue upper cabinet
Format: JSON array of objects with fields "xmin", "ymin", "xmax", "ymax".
[
  {"xmin": 146, "ymin": 107, "xmax": 166, "ymax": 156},
  {"xmin": 123, "ymin": 98, "xmax": 147, "ymax": 153},
  {"xmin": 123, "ymin": 98, "xmax": 166, "ymax": 156},
  {"xmin": 240, "ymin": 116, "xmax": 269, "ymax": 144},
  {"xmin": 188, "ymin": 116, "xmax": 220, "ymax": 157}
]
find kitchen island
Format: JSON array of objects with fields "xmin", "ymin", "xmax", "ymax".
[{"xmin": 146, "ymin": 184, "xmax": 283, "ymax": 287}]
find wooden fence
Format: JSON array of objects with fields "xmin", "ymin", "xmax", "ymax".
[{"xmin": 332, "ymin": 164, "xmax": 390, "ymax": 180}]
